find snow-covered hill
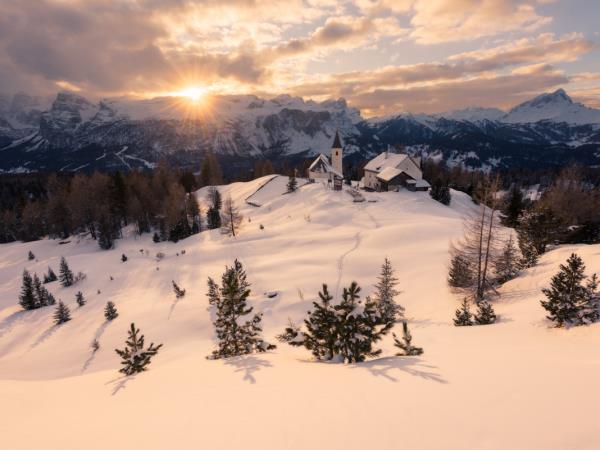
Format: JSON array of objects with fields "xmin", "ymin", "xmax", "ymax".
[{"xmin": 1, "ymin": 177, "xmax": 600, "ymax": 449}]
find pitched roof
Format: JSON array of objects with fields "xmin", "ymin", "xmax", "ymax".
[
  {"xmin": 308, "ymin": 153, "xmax": 343, "ymax": 178},
  {"xmin": 364, "ymin": 152, "xmax": 408, "ymax": 172},
  {"xmin": 332, "ymin": 130, "xmax": 342, "ymax": 149},
  {"xmin": 376, "ymin": 166, "xmax": 403, "ymax": 182}
]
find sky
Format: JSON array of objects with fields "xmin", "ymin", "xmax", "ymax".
[{"xmin": 1, "ymin": 0, "xmax": 599, "ymax": 116}]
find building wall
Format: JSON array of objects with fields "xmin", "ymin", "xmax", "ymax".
[
  {"xmin": 331, "ymin": 147, "xmax": 343, "ymax": 177},
  {"xmin": 364, "ymin": 170, "xmax": 379, "ymax": 190}
]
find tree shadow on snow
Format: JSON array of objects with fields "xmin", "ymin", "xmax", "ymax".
[
  {"xmin": 81, "ymin": 321, "xmax": 111, "ymax": 373},
  {"xmin": 224, "ymin": 354, "xmax": 273, "ymax": 384},
  {"xmin": 105, "ymin": 374, "xmax": 137, "ymax": 396},
  {"xmin": 0, "ymin": 310, "xmax": 29, "ymax": 340},
  {"xmin": 350, "ymin": 356, "xmax": 447, "ymax": 384},
  {"xmin": 30, "ymin": 323, "xmax": 60, "ymax": 349}
]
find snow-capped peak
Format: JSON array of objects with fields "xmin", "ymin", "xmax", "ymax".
[{"xmin": 502, "ymin": 88, "xmax": 600, "ymax": 125}]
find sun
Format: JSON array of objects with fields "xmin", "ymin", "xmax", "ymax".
[{"xmin": 174, "ymin": 86, "xmax": 208, "ymax": 103}]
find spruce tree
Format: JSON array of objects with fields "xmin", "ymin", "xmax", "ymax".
[
  {"xmin": 32, "ymin": 274, "xmax": 47, "ymax": 308},
  {"xmin": 280, "ymin": 282, "xmax": 393, "ymax": 363},
  {"xmin": 540, "ymin": 253, "xmax": 599, "ymax": 327},
  {"xmin": 454, "ymin": 298, "xmax": 474, "ymax": 326},
  {"xmin": 104, "ymin": 301, "xmax": 119, "ymax": 321},
  {"xmin": 393, "ymin": 321, "xmax": 423, "ymax": 356},
  {"xmin": 286, "ymin": 175, "xmax": 298, "ymax": 193},
  {"xmin": 373, "ymin": 257, "xmax": 404, "ymax": 323},
  {"xmin": 207, "ymin": 260, "xmax": 275, "ymax": 359},
  {"xmin": 46, "ymin": 291, "xmax": 57, "ymax": 306},
  {"xmin": 152, "ymin": 232, "xmax": 161, "ymax": 243},
  {"xmin": 121, "ymin": 254, "xmax": 128, "ymax": 262},
  {"xmin": 76, "ymin": 291, "xmax": 86, "ymax": 307},
  {"xmin": 474, "ymin": 300, "xmax": 497, "ymax": 325},
  {"xmin": 278, "ymin": 284, "xmax": 338, "ymax": 360},
  {"xmin": 19, "ymin": 270, "xmax": 36, "ymax": 310},
  {"xmin": 172, "ymin": 281, "xmax": 186, "ymax": 299},
  {"xmin": 448, "ymin": 254, "xmax": 474, "ymax": 288},
  {"xmin": 206, "ymin": 187, "xmax": 222, "ymax": 230},
  {"xmin": 115, "ymin": 323, "xmax": 163, "ymax": 375},
  {"xmin": 494, "ymin": 236, "xmax": 521, "ymax": 284},
  {"xmin": 53, "ymin": 301, "xmax": 71, "ymax": 325},
  {"xmin": 503, "ymin": 186, "xmax": 525, "ymax": 227},
  {"xmin": 44, "ymin": 267, "xmax": 58, "ymax": 283},
  {"xmin": 430, "ymin": 179, "xmax": 451, "ymax": 205},
  {"xmin": 59, "ymin": 256, "xmax": 74, "ymax": 287},
  {"xmin": 334, "ymin": 282, "xmax": 391, "ymax": 363},
  {"xmin": 28, "ymin": 250, "xmax": 35, "ymax": 261}
]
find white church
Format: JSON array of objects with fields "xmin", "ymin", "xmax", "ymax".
[{"xmin": 307, "ymin": 131, "xmax": 345, "ymax": 190}]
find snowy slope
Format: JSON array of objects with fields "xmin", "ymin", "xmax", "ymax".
[
  {"xmin": 1, "ymin": 178, "xmax": 600, "ymax": 450},
  {"xmin": 503, "ymin": 89, "xmax": 600, "ymax": 125}
]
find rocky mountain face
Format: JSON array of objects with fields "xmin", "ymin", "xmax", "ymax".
[{"xmin": 1, "ymin": 89, "xmax": 599, "ymax": 173}]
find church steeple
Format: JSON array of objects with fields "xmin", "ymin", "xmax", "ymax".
[
  {"xmin": 331, "ymin": 130, "xmax": 343, "ymax": 177},
  {"xmin": 332, "ymin": 130, "xmax": 342, "ymax": 149}
]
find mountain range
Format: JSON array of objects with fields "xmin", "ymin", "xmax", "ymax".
[{"xmin": 1, "ymin": 88, "xmax": 599, "ymax": 173}]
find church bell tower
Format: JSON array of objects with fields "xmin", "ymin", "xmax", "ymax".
[{"xmin": 331, "ymin": 130, "xmax": 343, "ymax": 177}]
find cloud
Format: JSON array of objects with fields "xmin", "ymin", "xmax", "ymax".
[{"xmin": 408, "ymin": 0, "xmax": 553, "ymax": 44}]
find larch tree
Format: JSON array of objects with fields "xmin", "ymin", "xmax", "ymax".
[
  {"xmin": 449, "ymin": 177, "xmax": 502, "ymax": 301},
  {"xmin": 220, "ymin": 196, "xmax": 243, "ymax": 237}
]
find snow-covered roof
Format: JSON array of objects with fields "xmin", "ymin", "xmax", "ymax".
[
  {"xmin": 406, "ymin": 179, "xmax": 431, "ymax": 188},
  {"xmin": 308, "ymin": 154, "xmax": 343, "ymax": 178},
  {"xmin": 364, "ymin": 152, "xmax": 408, "ymax": 172},
  {"xmin": 376, "ymin": 166, "xmax": 403, "ymax": 182}
]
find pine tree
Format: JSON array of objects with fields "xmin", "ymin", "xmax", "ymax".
[
  {"xmin": 76, "ymin": 291, "xmax": 86, "ymax": 307},
  {"xmin": 373, "ymin": 258, "xmax": 404, "ymax": 323},
  {"xmin": 19, "ymin": 270, "xmax": 36, "ymax": 310},
  {"xmin": 32, "ymin": 274, "xmax": 48, "ymax": 308},
  {"xmin": 334, "ymin": 282, "xmax": 391, "ymax": 363},
  {"xmin": 503, "ymin": 186, "xmax": 525, "ymax": 227},
  {"xmin": 430, "ymin": 179, "xmax": 451, "ymax": 205},
  {"xmin": 517, "ymin": 207, "xmax": 561, "ymax": 259},
  {"xmin": 59, "ymin": 256, "xmax": 74, "ymax": 287},
  {"xmin": 286, "ymin": 175, "xmax": 298, "ymax": 193},
  {"xmin": 494, "ymin": 236, "xmax": 521, "ymax": 284},
  {"xmin": 54, "ymin": 301, "xmax": 71, "ymax": 325},
  {"xmin": 104, "ymin": 301, "xmax": 119, "ymax": 321},
  {"xmin": 454, "ymin": 298, "xmax": 474, "ymax": 326},
  {"xmin": 172, "ymin": 281, "xmax": 186, "ymax": 299},
  {"xmin": 43, "ymin": 267, "xmax": 58, "ymax": 284},
  {"xmin": 207, "ymin": 260, "xmax": 275, "ymax": 359},
  {"xmin": 448, "ymin": 253, "xmax": 474, "ymax": 288},
  {"xmin": 220, "ymin": 196, "xmax": 242, "ymax": 237},
  {"xmin": 278, "ymin": 284, "xmax": 338, "ymax": 360},
  {"xmin": 28, "ymin": 250, "xmax": 35, "ymax": 261},
  {"xmin": 393, "ymin": 321, "xmax": 423, "ymax": 356},
  {"xmin": 540, "ymin": 253, "xmax": 599, "ymax": 327},
  {"xmin": 115, "ymin": 323, "xmax": 163, "ymax": 375},
  {"xmin": 280, "ymin": 282, "xmax": 393, "ymax": 363},
  {"xmin": 474, "ymin": 300, "xmax": 497, "ymax": 325},
  {"xmin": 206, "ymin": 187, "xmax": 222, "ymax": 230},
  {"xmin": 46, "ymin": 291, "xmax": 57, "ymax": 306}
]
